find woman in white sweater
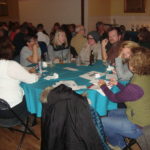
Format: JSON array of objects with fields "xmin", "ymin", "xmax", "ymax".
[{"xmin": 0, "ymin": 39, "xmax": 39, "ymax": 119}]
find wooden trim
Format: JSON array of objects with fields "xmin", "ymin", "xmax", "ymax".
[{"xmin": 81, "ymin": 0, "xmax": 84, "ymax": 25}]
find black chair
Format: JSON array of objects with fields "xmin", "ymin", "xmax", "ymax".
[
  {"xmin": 0, "ymin": 98, "xmax": 39, "ymax": 150},
  {"xmin": 38, "ymin": 41, "xmax": 48, "ymax": 61}
]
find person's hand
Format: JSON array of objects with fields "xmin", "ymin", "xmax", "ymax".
[
  {"xmin": 101, "ymin": 39, "xmax": 108, "ymax": 48},
  {"xmin": 112, "ymin": 69, "xmax": 116, "ymax": 74},
  {"xmin": 32, "ymin": 43, "xmax": 38, "ymax": 52},
  {"xmin": 28, "ymin": 67, "xmax": 36, "ymax": 73},
  {"xmin": 98, "ymin": 80, "xmax": 106, "ymax": 87},
  {"xmin": 118, "ymin": 50, "xmax": 126, "ymax": 59},
  {"xmin": 108, "ymin": 78, "xmax": 118, "ymax": 86},
  {"xmin": 35, "ymin": 41, "xmax": 39, "ymax": 48},
  {"xmin": 83, "ymin": 43, "xmax": 90, "ymax": 49}
]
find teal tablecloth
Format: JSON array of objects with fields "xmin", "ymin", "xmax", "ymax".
[{"xmin": 21, "ymin": 61, "xmax": 126, "ymax": 117}]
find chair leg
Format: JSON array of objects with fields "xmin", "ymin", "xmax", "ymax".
[
  {"xmin": 17, "ymin": 123, "xmax": 27, "ymax": 150},
  {"xmin": 24, "ymin": 117, "xmax": 40, "ymax": 140},
  {"xmin": 123, "ymin": 138, "xmax": 139, "ymax": 150},
  {"xmin": 11, "ymin": 111, "xmax": 40, "ymax": 140}
]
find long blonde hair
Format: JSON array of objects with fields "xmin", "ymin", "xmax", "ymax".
[
  {"xmin": 52, "ymin": 29, "xmax": 68, "ymax": 47},
  {"xmin": 119, "ymin": 41, "xmax": 140, "ymax": 55}
]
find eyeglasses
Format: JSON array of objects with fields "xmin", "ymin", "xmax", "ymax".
[{"xmin": 87, "ymin": 37, "xmax": 94, "ymax": 40}]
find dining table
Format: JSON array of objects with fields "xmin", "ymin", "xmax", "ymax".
[{"xmin": 21, "ymin": 61, "xmax": 127, "ymax": 117}]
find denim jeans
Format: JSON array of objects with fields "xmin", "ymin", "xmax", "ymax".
[{"xmin": 101, "ymin": 109, "xmax": 143, "ymax": 149}]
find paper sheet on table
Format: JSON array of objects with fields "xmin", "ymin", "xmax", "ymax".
[
  {"xmin": 80, "ymin": 71, "xmax": 105, "ymax": 81},
  {"xmin": 52, "ymin": 80, "xmax": 86, "ymax": 90},
  {"xmin": 89, "ymin": 81, "xmax": 112, "ymax": 96},
  {"xmin": 106, "ymin": 74, "xmax": 118, "ymax": 80},
  {"xmin": 64, "ymin": 67, "xmax": 78, "ymax": 71}
]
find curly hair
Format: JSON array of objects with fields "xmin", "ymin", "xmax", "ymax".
[{"xmin": 129, "ymin": 47, "xmax": 150, "ymax": 75}]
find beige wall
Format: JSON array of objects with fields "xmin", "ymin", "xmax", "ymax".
[
  {"xmin": 88, "ymin": 0, "xmax": 150, "ymax": 31},
  {"xmin": 0, "ymin": 0, "xmax": 19, "ymax": 22},
  {"xmin": 110, "ymin": 0, "xmax": 150, "ymax": 30},
  {"xmin": 18, "ymin": 0, "xmax": 81, "ymax": 33},
  {"xmin": 88, "ymin": 0, "xmax": 111, "ymax": 31}
]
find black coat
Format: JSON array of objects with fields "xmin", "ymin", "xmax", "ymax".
[{"xmin": 41, "ymin": 85, "xmax": 104, "ymax": 150}]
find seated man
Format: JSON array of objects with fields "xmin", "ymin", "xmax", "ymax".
[
  {"xmin": 101, "ymin": 27, "xmax": 122, "ymax": 62},
  {"xmin": 20, "ymin": 35, "xmax": 41, "ymax": 66},
  {"xmin": 70, "ymin": 25, "xmax": 87, "ymax": 55}
]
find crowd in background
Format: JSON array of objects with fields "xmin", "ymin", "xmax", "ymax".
[{"xmin": 0, "ymin": 21, "xmax": 150, "ymax": 65}]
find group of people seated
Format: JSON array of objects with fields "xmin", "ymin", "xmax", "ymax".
[{"xmin": 0, "ymin": 20, "xmax": 150, "ymax": 150}]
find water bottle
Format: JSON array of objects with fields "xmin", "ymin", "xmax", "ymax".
[
  {"xmin": 38, "ymin": 61, "xmax": 42, "ymax": 76},
  {"xmin": 76, "ymin": 56, "xmax": 81, "ymax": 66}
]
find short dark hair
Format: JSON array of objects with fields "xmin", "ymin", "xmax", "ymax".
[
  {"xmin": 37, "ymin": 24, "xmax": 44, "ymax": 30},
  {"xmin": 96, "ymin": 21, "xmax": 104, "ymax": 30},
  {"xmin": 0, "ymin": 39, "xmax": 15, "ymax": 60},
  {"xmin": 108, "ymin": 27, "xmax": 121, "ymax": 36},
  {"xmin": 24, "ymin": 35, "xmax": 37, "ymax": 45}
]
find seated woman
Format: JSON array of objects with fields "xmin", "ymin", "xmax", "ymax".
[
  {"xmin": 0, "ymin": 39, "xmax": 39, "ymax": 119},
  {"xmin": 99, "ymin": 47, "xmax": 150, "ymax": 149},
  {"xmin": 48, "ymin": 29, "xmax": 70, "ymax": 63},
  {"xmin": 79, "ymin": 31, "xmax": 102, "ymax": 64},
  {"xmin": 114, "ymin": 41, "xmax": 140, "ymax": 81},
  {"xmin": 20, "ymin": 35, "xmax": 41, "ymax": 67}
]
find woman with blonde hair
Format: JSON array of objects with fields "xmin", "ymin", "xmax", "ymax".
[
  {"xmin": 48, "ymin": 29, "xmax": 70, "ymax": 63},
  {"xmin": 114, "ymin": 41, "xmax": 140, "ymax": 81},
  {"xmin": 99, "ymin": 47, "xmax": 150, "ymax": 149}
]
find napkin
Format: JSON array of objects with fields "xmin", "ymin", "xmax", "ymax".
[
  {"xmin": 106, "ymin": 65, "xmax": 114, "ymax": 71},
  {"xmin": 44, "ymin": 73, "xmax": 59, "ymax": 80}
]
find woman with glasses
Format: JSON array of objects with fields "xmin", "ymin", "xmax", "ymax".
[{"xmin": 79, "ymin": 31, "xmax": 102, "ymax": 65}]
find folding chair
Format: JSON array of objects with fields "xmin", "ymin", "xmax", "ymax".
[
  {"xmin": 123, "ymin": 138, "xmax": 141, "ymax": 150},
  {"xmin": 0, "ymin": 98, "xmax": 39, "ymax": 150}
]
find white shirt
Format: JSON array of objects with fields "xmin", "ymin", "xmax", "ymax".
[
  {"xmin": 0, "ymin": 60, "xmax": 39, "ymax": 108},
  {"xmin": 37, "ymin": 31, "xmax": 50, "ymax": 46}
]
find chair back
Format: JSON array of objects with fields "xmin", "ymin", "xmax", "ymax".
[
  {"xmin": 0, "ymin": 98, "xmax": 10, "ymax": 111},
  {"xmin": 38, "ymin": 41, "xmax": 48, "ymax": 61}
]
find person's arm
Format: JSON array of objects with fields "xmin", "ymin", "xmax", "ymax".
[
  {"xmin": 27, "ymin": 43, "xmax": 41, "ymax": 64},
  {"xmin": 100, "ymin": 83, "xmax": 144, "ymax": 103},
  {"xmin": 115, "ymin": 57, "xmax": 133, "ymax": 80},
  {"xmin": 101, "ymin": 39, "xmax": 108, "ymax": 61},
  {"xmin": 47, "ymin": 44, "xmax": 54, "ymax": 61},
  {"xmin": 108, "ymin": 78, "xmax": 126, "ymax": 91},
  {"xmin": 7, "ymin": 61, "xmax": 39, "ymax": 84}
]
